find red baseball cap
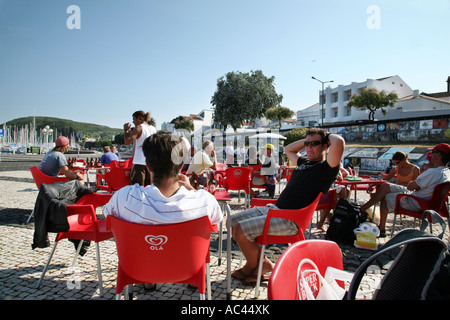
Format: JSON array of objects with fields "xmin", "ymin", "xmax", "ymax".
[
  {"xmin": 55, "ymin": 136, "xmax": 69, "ymax": 147},
  {"xmin": 433, "ymin": 143, "xmax": 450, "ymax": 154}
]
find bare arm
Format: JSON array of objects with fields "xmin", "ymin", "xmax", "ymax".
[
  {"xmin": 407, "ymin": 180, "xmax": 420, "ymax": 191},
  {"xmin": 325, "ymin": 134, "xmax": 345, "ymax": 168},
  {"xmin": 123, "ymin": 123, "xmax": 142, "ymax": 146},
  {"xmin": 284, "ymin": 139, "xmax": 306, "ymax": 165},
  {"xmin": 60, "ymin": 166, "xmax": 83, "ymax": 181}
]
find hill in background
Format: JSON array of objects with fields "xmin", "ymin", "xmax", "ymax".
[{"xmin": 5, "ymin": 116, "xmax": 122, "ymax": 140}]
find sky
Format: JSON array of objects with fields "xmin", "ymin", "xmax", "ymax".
[{"xmin": 1, "ymin": 0, "xmax": 449, "ymax": 130}]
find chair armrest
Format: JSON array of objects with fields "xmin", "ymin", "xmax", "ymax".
[
  {"xmin": 395, "ymin": 193, "xmax": 430, "ymax": 211},
  {"xmin": 76, "ymin": 193, "xmax": 113, "ymax": 208}
]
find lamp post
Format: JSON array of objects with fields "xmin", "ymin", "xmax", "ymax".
[{"xmin": 312, "ymin": 76, "xmax": 334, "ymax": 126}]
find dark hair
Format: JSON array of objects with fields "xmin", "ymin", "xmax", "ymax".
[
  {"xmin": 440, "ymin": 151, "xmax": 450, "ymax": 166},
  {"xmin": 392, "ymin": 151, "xmax": 408, "ymax": 162},
  {"xmin": 306, "ymin": 127, "xmax": 328, "ymax": 144},
  {"xmin": 142, "ymin": 130, "xmax": 185, "ymax": 185},
  {"xmin": 133, "ymin": 110, "xmax": 151, "ymax": 122}
]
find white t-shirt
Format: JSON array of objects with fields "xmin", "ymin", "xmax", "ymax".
[
  {"xmin": 414, "ymin": 166, "xmax": 450, "ymax": 199},
  {"xmin": 186, "ymin": 150, "xmax": 213, "ymax": 175},
  {"xmin": 103, "ymin": 184, "xmax": 223, "ymax": 226},
  {"xmin": 133, "ymin": 124, "xmax": 157, "ymax": 165}
]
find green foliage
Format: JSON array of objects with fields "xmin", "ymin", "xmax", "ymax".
[
  {"xmin": 5, "ymin": 116, "xmax": 122, "ymax": 140},
  {"xmin": 265, "ymin": 106, "xmax": 295, "ymax": 128},
  {"xmin": 284, "ymin": 127, "xmax": 307, "ymax": 146},
  {"xmin": 170, "ymin": 116, "xmax": 194, "ymax": 131},
  {"xmin": 211, "ymin": 70, "xmax": 283, "ymax": 130},
  {"xmin": 347, "ymin": 88, "xmax": 399, "ymax": 121}
]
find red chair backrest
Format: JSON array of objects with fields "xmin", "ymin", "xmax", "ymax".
[
  {"xmin": 268, "ymin": 239, "xmax": 344, "ymax": 300},
  {"xmin": 107, "ymin": 215, "xmax": 215, "ymax": 293},
  {"xmin": 430, "ymin": 182, "xmax": 450, "ymax": 215},
  {"xmin": 316, "ymin": 189, "xmax": 336, "ymax": 211},
  {"xmin": 110, "ymin": 158, "xmax": 133, "ymax": 169},
  {"xmin": 248, "ymin": 164, "xmax": 262, "ymax": 172},
  {"xmin": 103, "ymin": 166, "xmax": 132, "ymax": 191},
  {"xmin": 224, "ymin": 167, "xmax": 251, "ymax": 192},
  {"xmin": 29, "ymin": 166, "xmax": 68, "ymax": 189},
  {"xmin": 56, "ymin": 193, "xmax": 114, "ymax": 242}
]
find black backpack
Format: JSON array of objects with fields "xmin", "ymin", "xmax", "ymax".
[
  {"xmin": 347, "ymin": 210, "xmax": 450, "ymax": 300},
  {"xmin": 326, "ymin": 198, "xmax": 366, "ymax": 245}
]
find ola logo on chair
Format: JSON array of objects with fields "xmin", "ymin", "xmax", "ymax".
[{"xmin": 145, "ymin": 235, "xmax": 168, "ymax": 250}]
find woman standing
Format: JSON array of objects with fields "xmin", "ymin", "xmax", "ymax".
[{"xmin": 123, "ymin": 110, "xmax": 157, "ymax": 186}]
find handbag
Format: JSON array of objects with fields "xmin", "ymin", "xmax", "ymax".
[{"xmin": 296, "ymin": 258, "xmax": 353, "ymax": 300}]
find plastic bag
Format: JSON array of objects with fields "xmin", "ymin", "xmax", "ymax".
[
  {"xmin": 296, "ymin": 258, "xmax": 354, "ymax": 300},
  {"xmin": 353, "ymin": 222, "xmax": 379, "ymax": 250}
]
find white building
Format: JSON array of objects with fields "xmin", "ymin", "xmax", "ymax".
[
  {"xmin": 161, "ymin": 109, "xmax": 214, "ymax": 133},
  {"xmin": 299, "ymin": 75, "xmax": 414, "ymax": 125}
]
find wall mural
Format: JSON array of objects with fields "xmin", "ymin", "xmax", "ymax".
[
  {"xmin": 329, "ymin": 118, "xmax": 450, "ymax": 172},
  {"xmin": 329, "ymin": 118, "xmax": 450, "ymax": 143}
]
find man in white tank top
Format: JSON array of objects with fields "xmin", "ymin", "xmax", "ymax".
[{"xmin": 123, "ymin": 110, "xmax": 157, "ymax": 185}]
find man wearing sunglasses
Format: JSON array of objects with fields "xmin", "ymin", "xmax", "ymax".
[{"xmin": 230, "ymin": 128, "xmax": 344, "ymax": 285}]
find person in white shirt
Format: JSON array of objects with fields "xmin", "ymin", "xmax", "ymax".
[
  {"xmin": 360, "ymin": 143, "xmax": 450, "ymax": 237},
  {"xmin": 186, "ymin": 140, "xmax": 217, "ymax": 186},
  {"xmin": 225, "ymin": 141, "xmax": 235, "ymax": 166},
  {"xmin": 123, "ymin": 110, "xmax": 157, "ymax": 186},
  {"xmin": 103, "ymin": 130, "xmax": 223, "ymax": 290}
]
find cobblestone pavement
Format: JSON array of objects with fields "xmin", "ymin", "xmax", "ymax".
[{"xmin": 0, "ymin": 170, "xmax": 448, "ymax": 301}]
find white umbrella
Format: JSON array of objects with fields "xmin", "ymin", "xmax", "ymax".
[{"xmin": 249, "ymin": 133, "xmax": 287, "ymax": 140}]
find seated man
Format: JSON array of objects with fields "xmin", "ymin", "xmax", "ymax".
[
  {"xmin": 100, "ymin": 146, "xmax": 119, "ymax": 165},
  {"xmin": 39, "ymin": 136, "xmax": 83, "ymax": 181},
  {"xmin": 253, "ymin": 144, "xmax": 279, "ymax": 199},
  {"xmin": 230, "ymin": 128, "xmax": 345, "ymax": 284},
  {"xmin": 360, "ymin": 143, "xmax": 450, "ymax": 237},
  {"xmin": 186, "ymin": 140, "xmax": 217, "ymax": 186},
  {"xmin": 103, "ymin": 130, "xmax": 223, "ymax": 290}
]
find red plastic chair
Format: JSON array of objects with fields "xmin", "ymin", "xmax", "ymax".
[
  {"xmin": 95, "ymin": 166, "xmax": 132, "ymax": 193},
  {"xmin": 392, "ymin": 182, "xmax": 450, "ymax": 236},
  {"xmin": 250, "ymin": 190, "xmax": 335, "ymax": 239},
  {"xmin": 28, "ymin": 166, "xmax": 69, "ymax": 223},
  {"xmin": 110, "ymin": 157, "xmax": 133, "ymax": 169},
  {"xmin": 252, "ymin": 192, "xmax": 322, "ymax": 298},
  {"xmin": 29, "ymin": 166, "xmax": 68, "ymax": 190},
  {"xmin": 223, "ymin": 167, "xmax": 252, "ymax": 208},
  {"xmin": 248, "ymin": 164, "xmax": 268, "ymax": 193},
  {"xmin": 107, "ymin": 215, "xmax": 216, "ymax": 300},
  {"xmin": 37, "ymin": 193, "xmax": 114, "ymax": 296},
  {"xmin": 268, "ymin": 239, "xmax": 344, "ymax": 300}
]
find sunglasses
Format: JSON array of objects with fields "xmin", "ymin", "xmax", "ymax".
[{"xmin": 304, "ymin": 140, "xmax": 323, "ymax": 147}]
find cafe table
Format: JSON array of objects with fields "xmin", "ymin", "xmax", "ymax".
[
  {"xmin": 335, "ymin": 176, "xmax": 385, "ymax": 202},
  {"xmin": 70, "ymin": 163, "xmax": 105, "ymax": 186}
]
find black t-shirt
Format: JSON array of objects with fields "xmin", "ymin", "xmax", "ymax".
[{"xmin": 275, "ymin": 156, "xmax": 339, "ymax": 210}]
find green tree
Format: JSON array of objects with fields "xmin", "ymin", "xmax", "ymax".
[
  {"xmin": 347, "ymin": 88, "xmax": 398, "ymax": 121},
  {"xmin": 211, "ymin": 70, "xmax": 283, "ymax": 130},
  {"xmin": 171, "ymin": 116, "xmax": 194, "ymax": 132},
  {"xmin": 265, "ymin": 106, "xmax": 295, "ymax": 128}
]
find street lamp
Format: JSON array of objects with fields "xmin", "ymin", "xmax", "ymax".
[{"xmin": 312, "ymin": 76, "xmax": 334, "ymax": 126}]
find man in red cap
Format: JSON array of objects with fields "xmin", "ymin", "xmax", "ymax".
[
  {"xmin": 361, "ymin": 143, "xmax": 450, "ymax": 236},
  {"xmin": 38, "ymin": 136, "xmax": 83, "ymax": 181}
]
